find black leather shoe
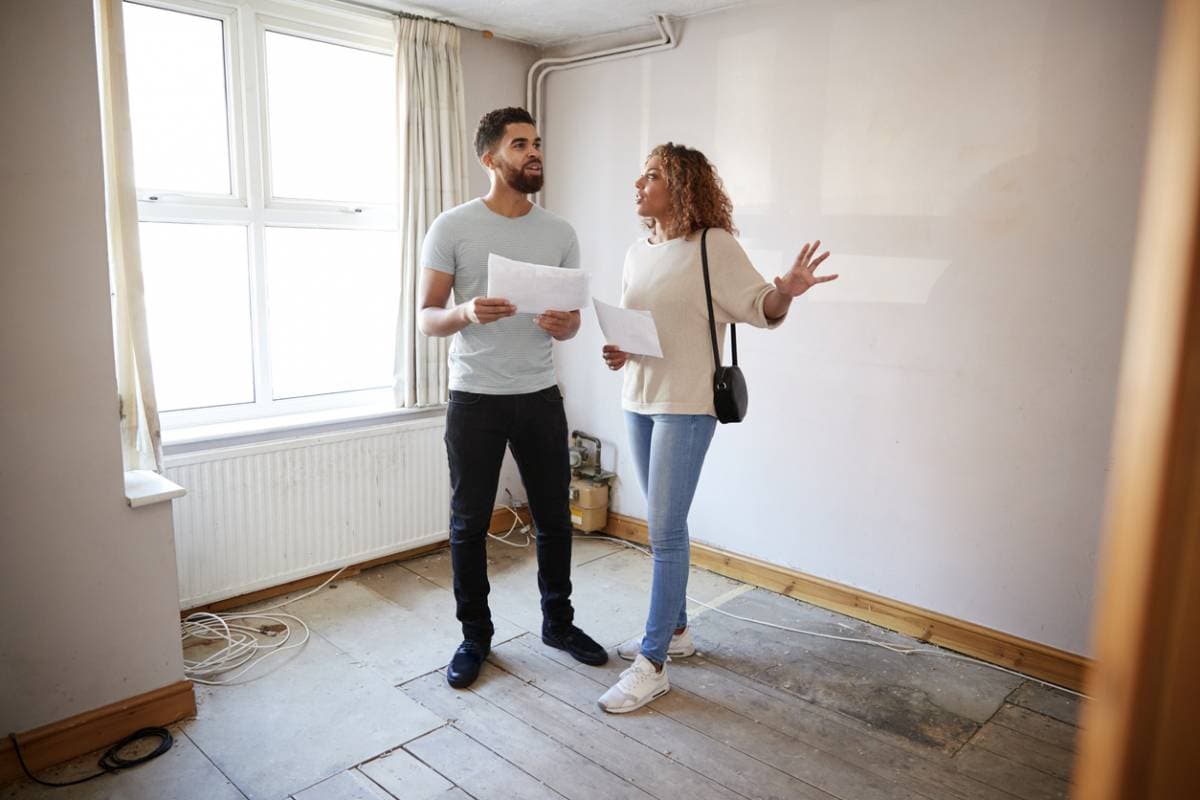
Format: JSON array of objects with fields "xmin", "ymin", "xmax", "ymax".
[
  {"xmin": 446, "ymin": 639, "xmax": 490, "ymax": 688},
  {"xmin": 542, "ymin": 623, "xmax": 609, "ymax": 666}
]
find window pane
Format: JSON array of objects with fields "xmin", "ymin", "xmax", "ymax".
[
  {"xmin": 265, "ymin": 32, "xmax": 395, "ymax": 203},
  {"xmin": 123, "ymin": 2, "xmax": 231, "ymax": 194},
  {"xmin": 139, "ymin": 223, "xmax": 254, "ymax": 411},
  {"xmin": 265, "ymin": 228, "xmax": 399, "ymax": 399}
]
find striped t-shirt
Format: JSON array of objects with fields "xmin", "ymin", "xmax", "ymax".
[{"xmin": 421, "ymin": 198, "xmax": 581, "ymax": 394}]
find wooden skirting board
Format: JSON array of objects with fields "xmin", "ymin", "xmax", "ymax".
[
  {"xmin": 0, "ymin": 680, "xmax": 196, "ymax": 784},
  {"xmin": 603, "ymin": 512, "xmax": 1090, "ymax": 692}
]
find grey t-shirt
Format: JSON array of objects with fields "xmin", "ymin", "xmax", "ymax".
[{"xmin": 421, "ymin": 198, "xmax": 581, "ymax": 394}]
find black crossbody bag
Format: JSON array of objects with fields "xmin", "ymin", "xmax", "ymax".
[{"xmin": 700, "ymin": 228, "xmax": 749, "ymax": 424}]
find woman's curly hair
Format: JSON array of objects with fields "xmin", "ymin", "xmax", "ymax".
[{"xmin": 645, "ymin": 143, "xmax": 736, "ymax": 239}]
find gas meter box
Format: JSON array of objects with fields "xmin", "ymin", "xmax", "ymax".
[
  {"xmin": 567, "ymin": 430, "xmax": 615, "ymax": 533},
  {"xmin": 569, "ymin": 477, "xmax": 609, "ymax": 532}
]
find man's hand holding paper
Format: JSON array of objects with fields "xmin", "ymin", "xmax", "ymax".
[
  {"xmin": 486, "ymin": 253, "xmax": 590, "ymax": 315},
  {"xmin": 461, "ymin": 296, "xmax": 517, "ymax": 324}
]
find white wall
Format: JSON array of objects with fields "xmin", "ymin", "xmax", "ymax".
[
  {"xmin": 544, "ymin": 0, "xmax": 1161, "ymax": 655},
  {"xmin": 459, "ymin": 30, "xmax": 540, "ymax": 504},
  {"xmin": 460, "ymin": 31, "xmax": 538, "ymax": 199},
  {"xmin": 0, "ymin": 0, "xmax": 186, "ymax": 732}
]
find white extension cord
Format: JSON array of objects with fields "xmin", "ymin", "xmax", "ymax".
[
  {"xmin": 490, "ymin": 505, "xmax": 532, "ymax": 548},
  {"xmin": 490, "ymin": 489, "xmax": 533, "ymax": 548},
  {"xmin": 180, "ymin": 566, "xmax": 348, "ymax": 685},
  {"xmin": 186, "ymin": 499, "xmax": 530, "ymax": 685}
]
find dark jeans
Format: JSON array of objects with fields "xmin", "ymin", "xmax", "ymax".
[{"xmin": 444, "ymin": 385, "xmax": 574, "ymax": 642}]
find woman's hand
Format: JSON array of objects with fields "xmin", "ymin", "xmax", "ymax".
[
  {"xmin": 602, "ymin": 344, "xmax": 629, "ymax": 371},
  {"xmin": 773, "ymin": 240, "xmax": 837, "ymax": 298}
]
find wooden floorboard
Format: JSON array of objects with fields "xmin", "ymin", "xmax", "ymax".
[
  {"xmin": 633, "ymin": 673, "xmax": 933, "ymax": 800},
  {"xmin": 468, "ymin": 663, "xmax": 745, "ymax": 800},
  {"xmin": 403, "ymin": 726, "xmax": 566, "ymax": 800},
  {"xmin": 555, "ymin": 644, "xmax": 967, "ymax": 800},
  {"xmin": 953, "ymin": 744, "xmax": 1070, "ymax": 800},
  {"xmin": 655, "ymin": 654, "xmax": 1023, "ymax": 800},
  {"xmin": 1006, "ymin": 682, "xmax": 1081, "ymax": 726},
  {"xmin": 685, "ymin": 589, "xmax": 1021, "ymax": 754},
  {"xmin": 969, "ymin": 722, "xmax": 1074, "ymax": 782},
  {"xmin": 491, "ymin": 638, "xmax": 840, "ymax": 800},
  {"xmin": 403, "ymin": 671, "xmax": 655, "ymax": 800},
  {"xmin": 990, "ymin": 704, "xmax": 1078, "ymax": 751},
  {"xmin": 360, "ymin": 550, "xmax": 1082, "ymax": 800}
]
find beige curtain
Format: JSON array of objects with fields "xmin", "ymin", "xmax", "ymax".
[
  {"xmin": 394, "ymin": 15, "xmax": 469, "ymax": 407},
  {"xmin": 96, "ymin": 0, "xmax": 162, "ymax": 470}
]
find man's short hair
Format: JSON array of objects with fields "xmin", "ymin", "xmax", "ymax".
[{"xmin": 474, "ymin": 107, "xmax": 536, "ymax": 159}]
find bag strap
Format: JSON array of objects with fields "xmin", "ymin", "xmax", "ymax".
[
  {"xmin": 730, "ymin": 313, "xmax": 739, "ymax": 366},
  {"xmin": 700, "ymin": 228, "xmax": 738, "ymax": 368}
]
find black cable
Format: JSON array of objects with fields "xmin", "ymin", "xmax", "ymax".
[{"xmin": 8, "ymin": 727, "xmax": 173, "ymax": 788}]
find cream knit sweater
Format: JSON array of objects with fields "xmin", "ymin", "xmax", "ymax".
[{"xmin": 620, "ymin": 228, "xmax": 784, "ymax": 416}]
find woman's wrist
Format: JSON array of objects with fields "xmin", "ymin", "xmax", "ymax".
[{"xmin": 764, "ymin": 288, "xmax": 793, "ymax": 320}]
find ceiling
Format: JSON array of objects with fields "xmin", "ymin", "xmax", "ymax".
[{"xmin": 349, "ymin": 0, "xmax": 756, "ymax": 47}]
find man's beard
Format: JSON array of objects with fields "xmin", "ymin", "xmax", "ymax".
[{"xmin": 499, "ymin": 158, "xmax": 544, "ymax": 194}]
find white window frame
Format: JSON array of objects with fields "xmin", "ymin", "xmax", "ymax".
[{"xmin": 129, "ymin": 0, "xmax": 401, "ymax": 429}]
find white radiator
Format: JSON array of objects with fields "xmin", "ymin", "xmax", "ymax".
[{"xmin": 164, "ymin": 417, "xmax": 450, "ymax": 609}]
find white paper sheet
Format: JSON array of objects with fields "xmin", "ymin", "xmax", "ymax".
[
  {"xmin": 592, "ymin": 298, "xmax": 663, "ymax": 358},
  {"xmin": 485, "ymin": 253, "xmax": 590, "ymax": 315}
]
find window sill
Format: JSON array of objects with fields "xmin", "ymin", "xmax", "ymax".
[
  {"xmin": 125, "ymin": 470, "xmax": 187, "ymax": 508},
  {"xmin": 162, "ymin": 403, "xmax": 447, "ymax": 456}
]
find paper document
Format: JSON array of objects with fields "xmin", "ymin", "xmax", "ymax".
[
  {"xmin": 486, "ymin": 253, "xmax": 590, "ymax": 315},
  {"xmin": 592, "ymin": 298, "xmax": 663, "ymax": 358}
]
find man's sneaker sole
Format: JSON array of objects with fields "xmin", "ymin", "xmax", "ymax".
[
  {"xmin": 598, "ymin": 684, "xmax": 670, "ymax": 714},
  {"xmin": 541, "ymin": 633, "xmax": 609, "ymax": 666}
]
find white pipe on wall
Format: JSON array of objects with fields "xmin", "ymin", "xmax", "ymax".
[
  {"xmin": 525, "ymin": 15, "xmax": 675, "ymax": 116},
  {"xmin": 525, "ymin": 14, "xmax": 678, "ymax": 204}
]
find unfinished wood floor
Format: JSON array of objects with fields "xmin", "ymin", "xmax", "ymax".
[{"xmin": 1, "ymin": 535, "xmax": 1081, "ymax": 800}]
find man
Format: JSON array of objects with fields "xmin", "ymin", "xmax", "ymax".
[{"xmin": 418, "ymin": 106, "xmax": 608, "ymax": 689}]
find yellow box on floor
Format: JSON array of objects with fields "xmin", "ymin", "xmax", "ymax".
[{"xmin": 569, "ymin": 478, "xmax": 608, "ymax": 532}]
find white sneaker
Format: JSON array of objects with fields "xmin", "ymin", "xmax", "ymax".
[
  {"xmin": 598, "ymin": 654, "xmax": 669, "ymax": 714},
  {"xmin": 617, "ymin": 627, "xmax": 696, "ymax": 661}
]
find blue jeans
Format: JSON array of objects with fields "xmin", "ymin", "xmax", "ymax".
[{"xmin": 625, "ymin": 411, "xmax": 717, "ymax": 664}]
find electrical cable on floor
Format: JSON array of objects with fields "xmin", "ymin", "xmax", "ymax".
[
  {"xmin": 185, "ymin": 494, "xmax": 531, "ymax": 685},
  {"xmin": 180, "ymin": 565, "xmax": 350, "ymax": 685},
  {"xmin": 490, "ymin": 505, "xmax": 532, "ymax": 548},
  {"xmin": 578, "ymin": 533, "xmax": 1089, "ymax": 699},
  {"xmin": 7, "ymin": 728, "xmax": 172, "ymax": 787},
  {"xmin": 489, "ymin": 489, "xmax": 532, "ymax": 548}
]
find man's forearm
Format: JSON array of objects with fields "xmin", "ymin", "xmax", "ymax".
[{"xmin": 420, "ymin": 304, "xmax": 469, "ymax": 338}]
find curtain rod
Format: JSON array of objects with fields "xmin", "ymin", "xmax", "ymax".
[
  {"xmin": 335, "ymin": 1, "xmax": 455, "ymax": 26},
  {"xmin": 395, "ymin": 9, "xmax": 449, "ymax": 24},
  {"xmin": 338, "ymin": 0, "xmax": 532, "ymax": 45}
]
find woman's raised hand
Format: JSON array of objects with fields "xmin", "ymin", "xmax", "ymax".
[
  {"xmin": 773, "ymin": 240, "xmax": 837, "ymax": 297},
  {"xmin": 602, "ymin": 344, "xmax": 629, "ymax": 371}
]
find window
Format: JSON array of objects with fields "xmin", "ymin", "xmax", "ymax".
[{"xmin": 123, "ymin": 0, "xmax": 399, "ymax": 427}]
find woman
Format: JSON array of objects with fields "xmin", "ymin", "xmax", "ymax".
[{"xmin": 597, "ymin": 143, "xmax": 836, "ymax": 713}]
